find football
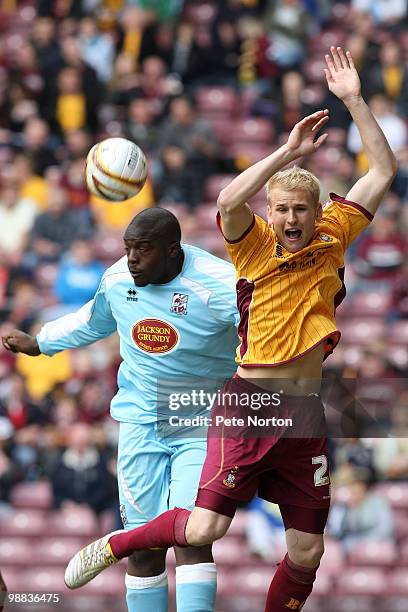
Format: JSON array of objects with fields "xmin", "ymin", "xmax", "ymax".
[{"xmin": 85, "ymin": 137, "xmax": 148, "ymax": 201}]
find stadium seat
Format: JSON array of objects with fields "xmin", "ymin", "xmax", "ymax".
[
  {"xmin": 231, "ymin": 568, "xmax": 275, "ymax": 596},
  {"xmin": 228, "ymin": 510, "xmax": 248, "ymax": 537},
  {"xmin": 388, "ymin": 570, "xmax": 408, "ymax": 595},
  {"xmin": 194, "ymin": 230, "xmax": 226, "ymax": 255},
  {"xmin": 350, "ymin": 292, "xmax": 392, "ymax": 317},
  {"xmin": 0, "ymin": 509, "xmax": 47, "ymax": 537},
  {"xmin": 347, "ymin": 540, "xmax": 398, "ymax": 567},
  {"xmin": 20, "ymin": 567, "xmax": 65, "ymax": 592},
  {"xmin": 334, "ymin": 568, "xmax": 387, "ymax": 596},
  {"xmin": 48, "ymin": 507, "xmax": 99, "ymax": 538},
  {"xmin": 313, "ymin": 571, "xmax": 332, "ymax": 596},
  {"xmin": 231, "ymin": 119, "xmax": 274, "ymax": 144},
  {"xmin": 339, "ymin": 319, "xmax": 386, "ymax": 345},
  {"xmin": 389, "ymin": 321, "xmax": 408, "ymax": 345},
  {"xmin": 204, "ymin": 174, "xmax": 236, "ymax": 201},
  {"xmin": 159, "ymin": 203, "xmax": 190, "ymax": 218},
  {"xmin": 0, "ymin": 568, "xmax": 26, "ymax": 592},
  {"xmin": 213, "ymin": 537, "xmax": 261, "ymax": 566},
  {"xmin": 10, "ymin": 480, "xmax": 53, "ymax": 510},
  {"xmin": 381, "ymin": 597, "xmax": 408, "ymax": 612},
  {"xmin": 394, "ymin": 510, "xmax": 408, "ymax": 541},
  {"xmin": 386, "ymin": 345, "xmax": 408, "ymax": 369},
  {"xmin": 375, "ymin": 483, "xmax": 408, "ymax": 510},
  {"xmin": 0, "ymin": 537, "xmax": 30, "ymax": 566},
  {"xmin": 34, "ymin": 537, "xmax": 87, "ymax": 566},
  {"xmin": 320, "ymin": 538, "xmax": 344, "ymax": 575},
  {"xmin": 196, "ymin": 87, "xmax": 238, "ymax": 117},
  {"xmin": 195, "ymin": 204, "xmax": 218, "ymax": 230},
  {"xmin": 76, "ymin": 566, "xmax": 126, "ymax": 597},
  {"xmin": 207, "ymin": 116, "xmax": 235, "ymax": 147},
  {"xmin": 328, "ymin": 595, "xmax": 376, "ymax": 612},
  {"xmin": 216, "ymin": 593, "xmax": 266, "ymax": 612}
]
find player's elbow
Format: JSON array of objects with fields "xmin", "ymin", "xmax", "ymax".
[
  {"xmin": 217, "ymin": 189, "xmax": 241, "ymax": 214},
  {"xmin": 390, "ymin": 155, "xmax": 398, "ymax": 179},
  {"xmin": 381, "ymin": 154, "xmax": 398, "ymax": 182}
]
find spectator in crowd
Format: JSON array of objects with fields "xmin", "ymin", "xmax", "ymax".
[
  {"xmin": 19, "ymin": 116, "xmax": 57, "ymax": 175},
  {"xmin": 0, "ymin": 167, "xmax": 38, "ymax": 267},
  {"xmin": 126, "ymin": 97, "xmax": 160, "ymax": 158},
  {"xmin": 53, "ymin": 239, "xmax": 104, "ymax": 314},
  {"xmin": 327, "ymin": 466, "xmax": 394, "ymax": 553},
  {"xmin": 353, "ymin": 208, "xmax": 407, "ymax": 287},
  {"xmin": 0, "ymin": 372, "xmax": 47, "ymax": 430},
  {"xmin": 14, "ymin": 154, "xmax": 48, "ymax": 210},
  {"xmin": 390, "ymin": 256, "xmax": 408, "ymax": 319},
  {"xmin": 366, "ymin": 40, "xmax": 408, "ymax": 115},
  {"xmin": 0, "ymin": 417, "xmax": 22, "ymax": 511},
  {"xmin": 78, "ymin": 15, "xmax": 115, "ymax": 83},
  {"xmin": 245, "ymin": 497, "xmax": 286, "ymax": 561},
  {"xmin": 15, "ymin": 322, "xmax": 73, "ymax": 401},
  {"xmin": 264, "ymin": 0, "xmax": 314, "ymax": 70},
  {"xmin": 156, "ymin": 145, "xmax": 198, "ymax": 208},
  {"xmin": 57, "ymin": 35, "xmax": 104, "ymax": 132},
  {"xmin": 160, "ymin": 95, "xmax": 220, "ymax": 202},
  {"xmin": 347, "ymin": 94, "xmax": 407, "ymax": 173},
  {"xmin": 49, "ymin": 421, "xmax": 116, "ymax": 517},
  {"xmin": 351, "ymin": 0, "xmax": 407, "ymax": 27},
  {"xmin": 27, "ymin": 186, "xmax": 88, "ymax": 267}
]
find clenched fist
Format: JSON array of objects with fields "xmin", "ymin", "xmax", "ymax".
[{"xmin": 2, "ymin": 330, "xmax": 41, "ymax": 356}]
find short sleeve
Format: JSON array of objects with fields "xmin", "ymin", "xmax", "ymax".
[
  {"xmin": 216, "ymin": 212, "xmax": 274, "ymax": 275},
  {"xmin": 323, "ymin": 193, "xmax": 373, "ymax": 250}
]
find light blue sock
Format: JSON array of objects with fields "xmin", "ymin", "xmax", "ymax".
[
  {"xmin": 176, "ymin": 563, "xmax": 217, "ymax": 612},
  {"xmin": 126, "ymin": 570, "xmax": 168, "ymax": 612}
]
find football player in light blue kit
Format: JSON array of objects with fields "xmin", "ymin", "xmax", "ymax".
[{"xmin": 2, "ymin": 208, "xmax": 239, "ymax": 612}]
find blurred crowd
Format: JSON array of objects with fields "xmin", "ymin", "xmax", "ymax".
[{"xmin": 0, "ymin": 0, "xmax": 407, "ymax": 573}]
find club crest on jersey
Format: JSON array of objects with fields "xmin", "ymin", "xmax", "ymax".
[
  {"xmin": 223, "ymin": 465, "xmax": 239, "ymax": 489},
  {"xmin": 319, "ymin": 232, "xmax": 333, "ymax": 242},
  {"xmin": 131, "ymin": 318, "xmax": 179, "ymax": 354},
  {"xmin": 170, "ymin": 293, "xmax": 189, "ymax": 315}
]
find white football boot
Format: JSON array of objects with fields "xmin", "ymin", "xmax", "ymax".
[{"xmin": 64, "ymin": 530, "xmax": 124, "ymax": 589}]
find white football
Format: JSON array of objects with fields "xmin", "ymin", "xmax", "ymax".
[{"xmin": 85, "ymin": 137, "xmax": 148, "ymax": 201}]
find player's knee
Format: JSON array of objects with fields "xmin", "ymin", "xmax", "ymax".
[
  {"xmin": 288, "ymin": 537, "xmax": 324, "ymax": 568},
  {"xmin": 128, "ymin": 549, "xmax": 167, "ymax": 576},
  {"xmin": 187, "ymin": 521, "xmax": 228, "ymax": 546},
  {"xmin": 174, "ymin": 544, "xmax": 213, "ymax": 565}
]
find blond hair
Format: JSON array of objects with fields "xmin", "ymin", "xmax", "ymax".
[{"xmin": 265, "ymin": 166, "xmax": 320, "ymax": 206}]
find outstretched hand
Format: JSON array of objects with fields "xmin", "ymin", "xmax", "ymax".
[
  {"xmin": 2, "ymin": 330, "xmax": 40, "ymax": 355},
  {"xmin": 286, "ymin": 109, "xmax": 329, "ymax": 158},
  {"xmin": 324, "ymin": 46, "xmax": 361, "ymax": 102}
]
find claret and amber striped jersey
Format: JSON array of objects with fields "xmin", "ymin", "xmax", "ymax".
[{"xmin": 217, "ymin": 194, "xmax": 373, "ymax": 366}]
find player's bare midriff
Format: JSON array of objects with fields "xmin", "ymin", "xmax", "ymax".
[{"xmin": 237, "ymin": 343, "xmax": 324, "ymax": 395}]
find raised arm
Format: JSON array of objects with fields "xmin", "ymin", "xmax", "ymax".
[
  {"xmin": 217, "ymin": 110, "xmax": 329, "ymax": 240},
  {"xmin": 324, "ymin": 46, "xmax": 398, "ymax": 215}
]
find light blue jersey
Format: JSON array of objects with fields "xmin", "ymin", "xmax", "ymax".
[{"xmin": 37, "ymin": 244, "xmax": 239, "ymax": 424}]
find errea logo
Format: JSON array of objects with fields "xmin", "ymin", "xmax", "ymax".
[{"xmin": 127, "ymin": 288, "xmax": 138, "ymax": 302}]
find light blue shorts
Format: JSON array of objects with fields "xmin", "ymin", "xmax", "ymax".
[{"xmin": 117, "ymin": 421, "xmax": 207, "ymax": 529}]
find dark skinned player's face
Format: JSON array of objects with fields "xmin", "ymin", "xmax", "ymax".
[{"xmin": 123, "ymin": 231, "xmax": 171, "ymax": 286}]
